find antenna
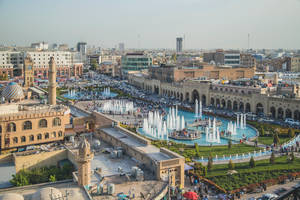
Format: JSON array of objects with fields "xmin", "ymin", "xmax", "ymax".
[
  {"xmin": 137, "ymin": 34, "xmax": 141, "ymax": 50},
  {"xmin": 183, "ymin": 34, "xmax": 186, "ymax": 50},
  {"xmin": 248, "ymin": 33, "xmax": 250, "ymax": 50}
]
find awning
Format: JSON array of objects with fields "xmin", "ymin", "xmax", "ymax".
[{"xmin": 184, "ymin": 163, "xmax": 194, "ymax": 171}]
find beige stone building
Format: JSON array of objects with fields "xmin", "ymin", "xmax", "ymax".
[
  {"xmin": 0, "ymin": 56, "xmax": 71, "ymax": 152},
  {"xmin": 149, "ymin": 64, "xmax": 255, "ymax": 82},
  {"xmin": 129, "ymin": 74, "xmax": 300, "ymax": 121}
]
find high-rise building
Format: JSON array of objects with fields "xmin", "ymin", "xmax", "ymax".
[
  {"xmin": 121, "ymin": 52, "xmax": 152, "ymax": 76},
  {"xmin": 77, "ymin": 42, "xmax": 87, "ymax": 55},
  {"xmin": 176, "ymin": 37, "xmax": 183, "ymax": 53},
  {"xmin": 119, "ymin": 43, "xmax": 125, "ymax": 52},
  {"xmin": 31, "ymin": 42, "xmax": 48, "ymax": 50}
]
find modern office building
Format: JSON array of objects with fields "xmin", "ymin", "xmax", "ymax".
[
  {"xmin": 31, "ymin": 42, "xmax": 49, "ymax": 50},
  {"xmin": 118, "ymin": 43, "xmax": 125, "ymax": 52},
  {"xmin": 288, "ymin": 56, "xmax": 300, "ymax": 72},
  {"xmin": 176, "ymin": 37, "xmax": 183, "ymax": 53},
  {"xmin": 121, "ymin": 52, "xmax": 152, "ymax": 76},
  {"xmin": 77, "ymin": 42, "xmax": 87, "ymax": 55}
]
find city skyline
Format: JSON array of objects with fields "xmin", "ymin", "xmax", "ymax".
[{"xmin": 0, "ymin": 0, "xmax": 300, "ymax": 49}]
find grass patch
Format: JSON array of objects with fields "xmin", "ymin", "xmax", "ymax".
[
  {"xmin": 205, "ymin": 156, "xmax": 300, "ymax": 191},
  {"xmin": 152, "ymin": 140, "xmax": 262, "ymax": 162},
  {"xmin": 258, "ymin": 136, "xmax": 291, "ymax": 145}
]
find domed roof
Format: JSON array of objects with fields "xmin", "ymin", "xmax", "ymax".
[
  {"xmin": 1, "ymin": 82, "xmax": 24, "ymax": 101},
  {"xmin": 31, "ymin": 187, "xmax": 63, "ymax": 200},
  {"xmin": 0, "ymin": 193, "xmax": 24, "ymax": 200}
]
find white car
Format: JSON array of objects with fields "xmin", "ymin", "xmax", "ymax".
[{"xmin": 258, "ymin": 193, "xmax": 279, "ymax": 200}]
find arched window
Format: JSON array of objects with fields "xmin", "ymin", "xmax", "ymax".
[
  {"xmin": 37, "ymin": 134, "xmax": 42, "ymax": 140},
  {"xmin": 23, "ymin": 121, "xmax": 32, "ymax": 130},
  {"xmin": 53, "ymin": 118, "xmax": 61, "ymax": 126},
  {"xmin": 21, "ymin": 136, "xmax": 26, "ymax": 143},
  {"xmin": 39, "ymin": 119, "xmax": 47, "ymax": 128},
  {"xmin": 29, "ymin": 135, "xmax": 34, "ymax": 141},
  {"xmin": 45, "ymin": 132, "xmax": 49, "ymax": 139},
  {"xmin": 13, "ymin": 137, "xmax": 18, "ymax": 144},
  {"xmin": 58, "ymin": 131, "xmax": 63, "ymax": 137},
  {"xmin": 7, "ymin": 123, "xmax": 16, "ymax": 132},
  {"xmin": 51, "ymin": 132, "xmax": 56, "ymax": 138}
]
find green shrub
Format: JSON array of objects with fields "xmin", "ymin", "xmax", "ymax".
[
  {"xmin": 270, "ymin": 152, "xmax": 275, "ymax": 164},
  {"xmin": 249, "ymin": 156, "xmax": 256, "ymax": 168},
  {"xmin": 228, "ymin": 159, "xmax": 235, "ymax": 170}
]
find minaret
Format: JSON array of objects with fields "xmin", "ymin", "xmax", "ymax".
[
  {"xmin": 76, "ymin": 138, "xmax": 93, "ymax": 187},
  {"xmin": 23, "ymin": 55, "xmax": 34, "ymax": 88},
  {"xmin": 48, "ymin": 57, "xmax": 56, "ymax": 105}
]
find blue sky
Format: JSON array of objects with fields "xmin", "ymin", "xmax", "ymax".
[{"xmin": 0, "ymin": 0, "xmax": 299, "ymax": 49}]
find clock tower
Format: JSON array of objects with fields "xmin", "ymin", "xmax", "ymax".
[{"xmin": 23, "ymin": 55, "xmax": 34, "ymax": 88}]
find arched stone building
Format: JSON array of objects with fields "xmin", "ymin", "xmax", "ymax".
[{"xmin": 128, "ymin": 74, "xmax": 300, "ymax": 121}]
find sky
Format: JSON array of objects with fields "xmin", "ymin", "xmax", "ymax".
[{"xmin": 0, "ymin": 0, "xmax": 300, "ymax": 49}]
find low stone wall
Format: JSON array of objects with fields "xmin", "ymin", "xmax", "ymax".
[
  {"xmin": 0, "ymin": 154, "xmax": 13, "ymax": 164},
  {"xmin": 13, "ymin": 148, "xmax": 78, "ymax": 173}
]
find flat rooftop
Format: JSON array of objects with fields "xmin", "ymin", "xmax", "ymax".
[
  {"xmin": 0, "ymin": 163, "xmax": 15, "ymax": 189},
  {"xmin": 101, "ymin": 127, "xmax": 171, "ymax": 162},
  {"xmin": 0, "ymin": 104, "xmax": 70, "ymax": 118}
]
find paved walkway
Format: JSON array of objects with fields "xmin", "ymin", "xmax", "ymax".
[{"xmin": 241, "ymin": 179, "xmax": 300, "ymax": 199}]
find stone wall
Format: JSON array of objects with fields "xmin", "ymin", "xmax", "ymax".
[
  {"xmin": 0, "ymin": 154, "xmax": 13, "ymax": 164},
  {"xmin": 13, "ymin": 149, "xmax": 78, "ymax": 173}
]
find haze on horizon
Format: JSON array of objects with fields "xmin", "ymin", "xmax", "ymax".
[{"xmin": 0, "ymin": 0, "xmax": 299, "ymax": 50}]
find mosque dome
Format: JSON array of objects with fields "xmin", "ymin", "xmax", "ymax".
[
  {"xmin": 31, "ymin": 187, "xmax": 63, "ymax": 200},
  {"xmin": 1, "ymin": 82, "xmax": 24, "ymax": 101},
  {"xmin": 0, "ymin": 193, "xmax": 24, "ymax": 200}
]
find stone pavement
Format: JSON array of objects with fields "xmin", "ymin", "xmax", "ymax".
[{"xmin": 241, "ymin": 179, "xmax": 300, "ymax": 199}]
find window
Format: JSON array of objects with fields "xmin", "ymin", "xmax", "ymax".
[
  {"xmin": 29, "ymin": 135, "xmax": 34, "ymax": 141},
  {"xmin": 53, "ymin": 118, "xmax": 61, "ymax": 126},
  {"xmin": 0, "ymin": 125, "xmax": 2, "ymax": 133},
  {"xmin": 13, "ymin": 137, "xmax": 18, "ymax": 144},
  {"xmin": 37, "ymin": 134, "xmax": 42, "ymax": 140},
  {"xmin": 21, "ymin": 136, "xmax": 26, "ymax": 142},
  {"xmin": 58, "ymin": 131, "xmax": 63, "ymax": 137},
  {"xmin": 39, "ymin": 119, "xmax": 47, "ymax": 128},
  {"xmin": 23, "ymin": 121, "xmax": 32, "ymax": 130},
  {"xmin": 45, "ymin": 133, "xmax": 49, "ymax": 139},
  {"xmin": 51, "ymin": 132, "xmax": 56, "ymax": 138},
  {"xmin": 7, "ymin": 123, "xmax": 16, "ymax": 132}
]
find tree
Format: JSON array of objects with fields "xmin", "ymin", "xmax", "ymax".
[
  {"xmin": 288, "ymin": 128, "xmax": 295, "ymax": 138},
  {"xmin": 290, "ymin": 152, "xmax": 295, "ymax": 163},
  {"xmin": 49, "ymin": 175, "xmax": 56, "ymax": 182},
  {"xmin": 270, "ymin": 152, "xmax": 275, "ymax": 164},
  {"xmin": 228, "ymin": 139, "xmax": 232, "ymax": 149},
  {"xmin": 249, "ymin": 156, "xmax": 256, "ymax": 168},
  {"xmin": 207, "ymin": 154, "xmax": 213, "ymax": 172},
  {"xmin": 194, "ymin": 162, "xmax": 207, "ymax": 177},
  {"xmin": 10, "ymin": 170, "xmax": 29, "ymax": 186},
  {"xmin": 228, "ymin": 159, "xmax": 235, "ymax": 170},
  {"xmin": 260, "ymin": 125, "xmax": 265, "ymax": 136},
  {"xmin": 195, "ymin": 143, "xmax": 201, "ymax": 158},
  {"xmin": 273, "ymin": 132, "xmax": 280, "ymax": 146},
  {"xmin": 90, "ymin": 59, "xmax": 98, "ymax": 71}
]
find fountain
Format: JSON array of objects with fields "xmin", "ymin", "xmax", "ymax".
[
  {"xmin": 205, "ymin": 118, "xmax": 221, "ymax": 143},
  {"xmin": 100, "ymin": 100, "xmax": 135, "ymax": 114},
  {"xmin": 194, "ymin": 99, "xmax": 203, "ymax": 119},
  {"xmin": 102, "ymin": 87, "xmax": 111, "ymax": 97},
  {"xmin": 142, "ymin": 106, "xmax": 186, "ymax": 140},
  {"xmin": 68, "ymin": 88, "xmax": 76, "ymax": 98}
]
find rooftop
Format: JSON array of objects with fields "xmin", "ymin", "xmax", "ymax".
[{"xmin": 101, "ymin": 127, "xmax": 171, "ymax": 161}]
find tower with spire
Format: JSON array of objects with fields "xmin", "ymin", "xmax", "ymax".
[
  {"xmin": 76, "ymin": 138, "xmax": 93, "ymax": 187},
  {"xmin": 48, "ymin": 57, "xmax": 56, "ymax": 105},
  {"xmin": 23, "ymin": 54, "xmax": 34, "ymax": 88}
]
